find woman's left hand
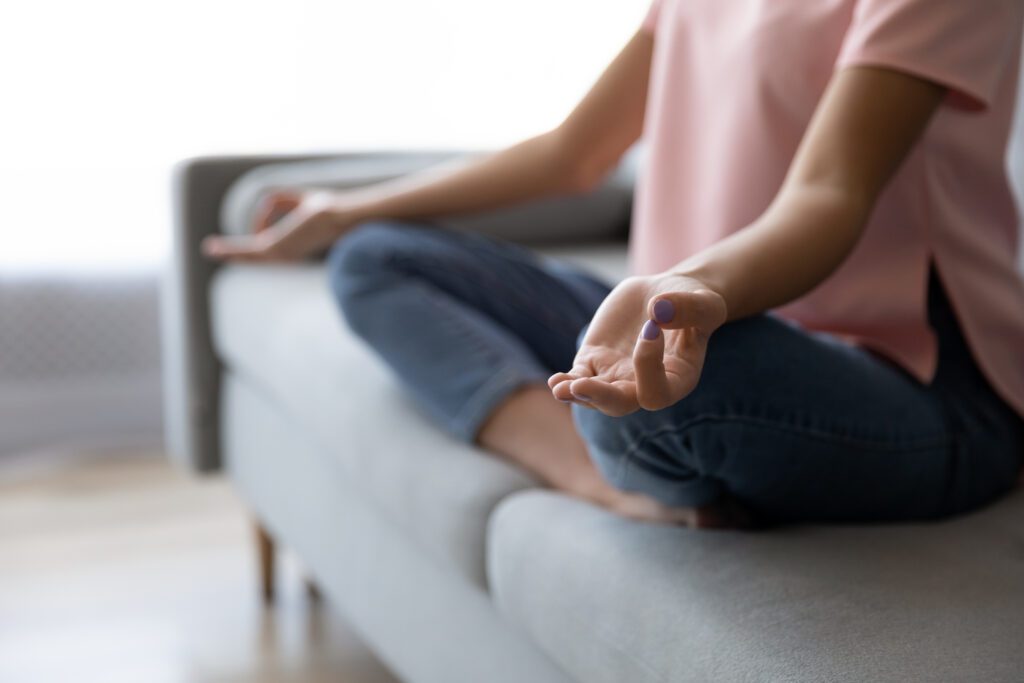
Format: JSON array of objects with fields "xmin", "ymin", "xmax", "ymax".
[{"xmin": 548, "ymin": 273, "xmax": 727, "ymax": 416}]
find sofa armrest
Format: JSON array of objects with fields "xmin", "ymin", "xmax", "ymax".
[
  {"xmin": 164, "ymin": 149, "xmax": 637, "ymax": 473},
  {"xmin": 165, "ymin": 153, "xmax": 334, "ymax": 473}
]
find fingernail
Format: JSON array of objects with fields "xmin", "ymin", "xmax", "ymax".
[
  {"xmin": 572, "ymin": 393, "xmax": 592, "ymax": 402},
  {"xmin": 642, "ymin": 319, "xmax": 661, "ymax": 341},
  {"xmin": 653, "ymin": 299, "xmax": 675, "ymax": 324}
]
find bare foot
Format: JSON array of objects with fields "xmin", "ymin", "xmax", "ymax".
[
  {"xmin": 609, "ymin": 492, "xmax": 699, "ymax": 525},
  {"xmin": 562, "ymin": 472, "xmax": 692, "ymax": 524},
  {"xmin": 584, "ymin": 478, "xmax": 757, "ymax": 530},
  {"xmin": 476, "ymin": 384, "xmax": 757, "ymax": 529}
]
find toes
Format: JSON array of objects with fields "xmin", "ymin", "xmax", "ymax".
[{"xmin": 604, "ymin": 491, "xmax": 696, "ymax": 526}]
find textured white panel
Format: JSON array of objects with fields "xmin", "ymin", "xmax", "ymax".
[
  {"xmin": 0, "ymin": 272, "xmax": 163, "ymax": 455},
  {"xmin": 0, "ymin": 273, "xmax": 159, "ymax": 379}
]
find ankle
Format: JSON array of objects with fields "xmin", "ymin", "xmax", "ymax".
[{"xmin": 555, "ymin": 468, "xmax": 621, "ymax": 505}]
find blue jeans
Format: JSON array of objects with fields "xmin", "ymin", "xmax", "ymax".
[{"xmin": 328, "ymin": 220, "xmax": 1024, "ymax": 524}]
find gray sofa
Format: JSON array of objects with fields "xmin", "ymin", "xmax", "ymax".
[{"xmin": 165, "ymin": 150, "xmax": 1024, "ymax": 683}]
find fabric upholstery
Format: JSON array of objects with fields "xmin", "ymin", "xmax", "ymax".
[
  {"xmin": 211, "ymin": 263, "xmax": 529, "ymax": 586},
  {"xmin": 167, "ymin": 153, "xmax": 340, "ymax": 472},
  {"xmin": 221, "ymin": 373, "xmax": 573, "ymax": 683},
  {"xmin": 219, "ymin": 153, "xmax": 463, "ymax": 237},
  {"xmin": 208, "ymin": 243, "xmax": 625, "ymax": 585},
  {"xmin": 488, "ymin": 489, "xmax": 1024, "ymax": 683},
  {"xmin": 220, "ymin": 150, "xmax": 638, "ymax": 245},
  {"xmin": 168, "ymin": 151, "xmax": 636, "ymax": 475}
]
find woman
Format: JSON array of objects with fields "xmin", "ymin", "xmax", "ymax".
[{"xmin": 205, "ymin": 0, "xmax": 1024, "ymax": 528}]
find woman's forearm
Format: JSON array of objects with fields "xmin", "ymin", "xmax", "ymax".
[
  {"xmin": 336, "ymin": 129, "xmax": 592, "ymax": 226},
  {"xmin": 670, "ymin": 185, "xmax": 870, "ymax": 320},
  {"xmin": 665, "ymin": 66, "xmax": 945, "ymax": 321}
]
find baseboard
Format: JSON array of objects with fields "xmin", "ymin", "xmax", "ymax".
[{"xmin": 0, "ymin": 373, "xmax": 163, "ymax": 456}]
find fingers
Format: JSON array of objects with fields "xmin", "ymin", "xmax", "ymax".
[
  {"xmin": 548, "ymin": 370, "xmax": 590, "ymax": 405},
  {"xmin": 567, "ymin": 377, "xmax": 639, "ymax": 416},
  {"xmin": 547, "ymin": 371, "xmax": 576, "ymax": 390},
  {"xmin": 201, "ymin": 235, "xmax": 232, "ymax": 259},
  {"xmin": 201, "ymin": 235, "xmax": 265, "ymax": 261},
  {"xmin": 647, "ymin": 289, "xmax": 726, "ymax": 333},
  {"xmin": 632, "ymin": 320, "xmax": 675, "ymax": 410},
  {"xmin": 549, "ymin": 376, "xmax": 578, "ymax": 403},
  {"xmin": 548, "ymin": 370, "xmax": 639, "ymax": 415}
]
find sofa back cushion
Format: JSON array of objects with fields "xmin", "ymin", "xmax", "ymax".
[{"xmin": 219, "ymin": 148, "xmax": 641, "ymax": 247}]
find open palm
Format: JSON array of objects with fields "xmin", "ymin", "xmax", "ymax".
[{"xmin": 549, "ymin": 274, "xmax": 727, "ymax": 416}]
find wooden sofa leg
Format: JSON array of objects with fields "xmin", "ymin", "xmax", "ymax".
[
  {"xmin": 304, "ymin": 576, "xmax": 323, "ymax": 603},
  {"xmin": 255, "ymin": 521, "xmax": 275, "ymax": 605}
]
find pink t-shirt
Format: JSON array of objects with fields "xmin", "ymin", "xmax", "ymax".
[{"xmin": 632, "ymin": 0, "xmax": 1024, "ymax": 418}]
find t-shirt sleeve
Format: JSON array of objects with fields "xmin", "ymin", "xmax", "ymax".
[
  {"xmin": 640, "ymin": 0, "xmax": 663, "ymax": 35},
  {"xmin": 836, "ymin": 0, "xmax": 1023, "ymax": 111}
]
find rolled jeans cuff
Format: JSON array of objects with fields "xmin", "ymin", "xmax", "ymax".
[{"xmin": 449, "ymin": 366, "xmax": 550, "ymax": 443}]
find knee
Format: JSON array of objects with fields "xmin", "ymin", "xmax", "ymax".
[
  {"xmin": 326, "ymin": 220, "xmax": 407, "ymax": 293},
  {"xmin": 326, "ymin": 220, "xmax": 414, "ymax": 326},
  {"xmin": 572, "ymin": 403, "xmax": 647, "ymax": 489}
]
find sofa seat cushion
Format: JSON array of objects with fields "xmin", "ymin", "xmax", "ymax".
[
  {"xmin": 209, "ymin": 243, "xmax": 628, "ymax": 587},
  {"xmin": 488, "ymin": 489, "xmax": 1024, "ymax": 683}
]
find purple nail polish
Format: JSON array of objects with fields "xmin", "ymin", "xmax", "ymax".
[
  {"xmin": 653, "ymin": 299, "xmax": 675, "ymax": 324},
  {"xmin": 642, "ymin": 319, "xmax": 661, "ymax": 340}
]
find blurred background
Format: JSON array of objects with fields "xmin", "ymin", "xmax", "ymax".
[
  {"xmin": 0, "ymin": 0, "xmax": 646, "ymax": 456},
  {"xmin": 0, "ymin": 1, "xmax": 647, "ymax": 681}
]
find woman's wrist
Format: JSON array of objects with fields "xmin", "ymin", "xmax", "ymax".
[
  {"xmin": 330, "ymin": 193, "xmax": 370, "ymax": 221},
  {"xmin": 323, "ymin": 194, "xmax": 376, "ymax": 237},
  {"xmin": 653, "ymin": 269, "xmax": 730, "ymax": 320}
]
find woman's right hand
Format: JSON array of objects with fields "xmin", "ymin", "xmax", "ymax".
[{"xmin": 202, "ymin": 190, "xmax": 361, "ymax": 262}]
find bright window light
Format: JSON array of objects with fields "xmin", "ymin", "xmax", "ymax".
[{"xmin": 1, "ymin": 0, "xmax": 647, "ymax": 272}]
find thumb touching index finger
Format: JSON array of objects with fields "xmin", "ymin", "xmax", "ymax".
[{"xmin": 647, "ymin": 289, "xmax": 726, "ymax": 333}]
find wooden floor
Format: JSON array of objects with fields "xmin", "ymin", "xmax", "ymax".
[{"xmin": 0, "ymin": 449, "xmax": 399, "ymax": 683}]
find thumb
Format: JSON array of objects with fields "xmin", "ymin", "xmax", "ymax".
[
  {"xmin": 647, "ymin": 289, "xmax": 726, "ymax": 333},
  {"xmin": 253, "ymin": 191, "xmax": 303, "ymax": 233}
]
